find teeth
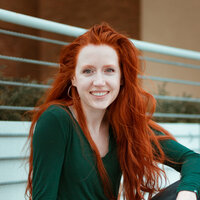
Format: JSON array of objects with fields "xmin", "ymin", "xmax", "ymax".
[{"xmin": 91, "ymin": 92, "xmax": 108, "ymax": 96}]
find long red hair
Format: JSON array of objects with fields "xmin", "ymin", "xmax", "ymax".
[{"xmin": 26, "ymin": 23, "xmax": 175, "ymax": 200}]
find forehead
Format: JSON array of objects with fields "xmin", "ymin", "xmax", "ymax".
[{"xmin": 76, "ymin": 44, "xmax": 119, "ymax": 66}]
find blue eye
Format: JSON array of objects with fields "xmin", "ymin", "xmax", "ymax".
[
  {"xmin": 83, "ymin": 69, "xmax": 93, "ymax": 74},
  {"xmin": 105, "ymin": 68, "xmax": 115, "ymax": 72}
]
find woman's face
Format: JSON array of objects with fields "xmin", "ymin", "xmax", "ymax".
[{"xmin": 72, "ymin": 44, "xmax": 121, "ymax": 112}]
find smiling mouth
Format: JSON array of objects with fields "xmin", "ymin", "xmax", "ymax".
[{"xmin": 90, "ymin": 91, "xmax": 109, "ymax": 97}]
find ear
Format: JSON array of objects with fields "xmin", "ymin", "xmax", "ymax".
[{"xmin": 71, "ymin": 77, "xmax": 77, "ymax": 87}]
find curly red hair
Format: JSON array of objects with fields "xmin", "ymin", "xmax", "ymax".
[{"xmin": 26, "ymin": 23, "xmax": 175, "ymax": 200}]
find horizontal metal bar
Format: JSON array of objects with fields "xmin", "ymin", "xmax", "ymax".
[
  {"xmin": 0, "ymin": 54, "xmax": 59, "ymax": 67},
  {"xmin": 0, "ymin": 156, "xmax": 28, "ymax": 161},
  {"xmin": 1, "ymin": 29, "xmax": 200, "ymax": 70},
  {"xmin": 0, "ymin": 133, "xmax": 28, "ymax": 137},
  {"xmin": 154, "ymin": 95, "xmax": 200, "ymax": 103},
  {"xmin": 153, "ymin": 113, "xmax": 200, "ymax": 119},
  {"xmin": 1, "ymin": 28, "xmax": 200, "ymax": 70},
  {"xmin": 0, "ymin": 106, "xmax": 34, "ymax": 111},
  {"xmin": 0, "ymin": 9, "xmax": 86, "ymax": 37},
  {"xmin": 1, "ymin": 131, "xmax": 198, "ymax": 139},
  {"xmin": 140, "ymin": 56, "xmax": 200, "ymax": 70},
  {"xmin": 0, "ymin": 180, "xmax": 27, "ymax": 186},
  {"xmin": 140, "ymin": 75, "xmax": 200, "ymax": 86},
  {"xmin": 131, "ymin": 38, "xmax": 200, "ymax": 61},
  {"xmin": 1, "ymin": 134, "xmax": 198, "ymax": 140},
  {"xmin": 0, "ymin": 80, "xmax": 50, "ymax": 88},
  {"xmin": 2, "ymin": 55, "xmax": 200, "ymax": 86},
  {"xmin": 1, "ymin": 9, "xmax": 200, "ymax": 60},
  {"xmin": 174, "ymin": 135, "xmax": 200, "ymax": 138},
  {"xmin": 0, "ymin": 29, "xmax": 68, "ymax": 45},
  {"xmin": 1, "ymin": 75, "xmax": 200, "ymax": 90},
  {"xmin": 0, "ymin": 105, "xmax": 199, "ymax": 119},
  {"xmin": 0, "ymin": 94, "xmax": 199, "ymax": 109}
]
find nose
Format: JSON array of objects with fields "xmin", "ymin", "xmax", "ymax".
[{"xmin": 93, "ymin": 72, "xmax": 105, "ymax": 86}]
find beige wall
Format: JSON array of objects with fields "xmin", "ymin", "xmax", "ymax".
[
  {"xmin": 0, "ymin": 0, "xmax": 140, "ymax": 82},
  {"xmin": 141, "ymin": 0, "xmax": 200, "ymax": 98}
]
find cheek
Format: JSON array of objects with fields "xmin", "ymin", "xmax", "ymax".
[
  {"xmin": 76, "ymin": 77, "xmax": 92, "ymax": 90},
  {"xmin": 112, "ymin": 76, "xmax": 121, "ymax": 88}
]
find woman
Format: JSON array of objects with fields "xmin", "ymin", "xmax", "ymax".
[{"xmin": 26, "ymin": 23, "xmax": 200, "ymax": 200}]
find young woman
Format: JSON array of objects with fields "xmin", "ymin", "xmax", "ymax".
[{"xmin": 26, "ymin": 23, "xmax": 200, "ymax": 200}]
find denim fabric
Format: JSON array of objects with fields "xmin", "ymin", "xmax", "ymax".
[{"xmin": 151, "ymin": 180, "xmax": 199, "ymax": 200}]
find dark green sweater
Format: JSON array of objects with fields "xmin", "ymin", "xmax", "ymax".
[{"xmin": 32, "ymin": 105, "xmax": 200, "ymax": 199}]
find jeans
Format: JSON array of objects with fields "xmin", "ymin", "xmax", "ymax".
[{"xmin": 151, "ymin": 180, "xmax": 199, "ymax": 200}]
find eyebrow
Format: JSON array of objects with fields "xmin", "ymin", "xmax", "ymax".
[
  {"xmin": 81, "ymin": 64, "xmax": 118, "ymax": 69},
  {"xmin": 82, "ymin": 64, "xmax": 116, "ymax": 68},
  {"xmin": 82, "ymin": 65, "xmax": 94, "ymax": 68},
  {"xmin": 103, "ymin": 65, "xmax": 117, "ymax": 68}
]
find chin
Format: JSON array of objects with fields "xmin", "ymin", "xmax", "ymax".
[
  {"xmin": 92, "ymin": 106, "xmax": 108, "ymax": 110},
  {"xmin": 90, "ymin": 103, "xmax": 110, "ymax": 110}
]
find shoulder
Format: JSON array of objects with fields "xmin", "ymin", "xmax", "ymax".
[
  {"xmin": 38, "ymin": 104, "xmax": 73, "ymax": 126},
  {"xmin": 34, "ymin": 104, "xmax": 74, "ymax": 141},
  {"xmin": 40, "ymin": 104, "xmax": 72, "ymax": 119}
]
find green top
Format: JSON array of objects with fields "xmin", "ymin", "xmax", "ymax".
[
  {"xmin": 32, "ymin": 105, "xmax": 200, "ymax": 199},
  {"xmin": 32, "ymin": 105, "xmax": 121, "ymax": 200}
]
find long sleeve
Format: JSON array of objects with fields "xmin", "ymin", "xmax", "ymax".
[
  {"xmin": 32, "ymin": 106, "xmax": 71, "ymax": 200},
  {"xmin": 155, "ymin": 130, "xmax": 200, "ymax": 197}
]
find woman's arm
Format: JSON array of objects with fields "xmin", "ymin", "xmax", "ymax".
[
  {"xmin": 32, "ymin": 106, "xmax": 70, "ymax": 200},
  {"xmin": 154, "ymin": 130, "xmax": 200, "ymax": 200}
]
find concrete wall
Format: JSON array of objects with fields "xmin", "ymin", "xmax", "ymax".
[
  {"xmin": 141, "ymin": 0, "xmax": 200, "ymax": 97},
  {"xmin": 0, "ymin": 121, "xmax": 30, "ymax": 200},
  {"xmin": 0, "ymin": 121, "xmax": 200, "ymax": 200}
]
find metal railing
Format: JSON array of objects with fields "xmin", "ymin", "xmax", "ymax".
[
  {"xmin": 0, "ymin": 8, "xmax": 200, "ymax": 119},
  {"xmin": 1, "ymin": 9, "xmax": 200, "ymax": 60}
]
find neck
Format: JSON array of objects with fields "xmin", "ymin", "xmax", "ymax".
[
  {"xmin": 85, "ymin": 107, "xmax": 107, "ymax": 135},
  {"xmin": 69, "ymin": 105, "xmax": 108, "ymax": 136}
]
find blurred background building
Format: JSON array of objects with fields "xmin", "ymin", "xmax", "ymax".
[
  {"xmin": 141, "ymin": 0, "xmax": 200, "ymax": 98},
  {"xmin": 0, "ymin": 0, "xmax": 200, "ymax": 98}
]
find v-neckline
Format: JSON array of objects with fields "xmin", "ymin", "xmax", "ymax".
[{"xmin": 66, "ymin": 106, "xmax": 112, "ymax": 159}]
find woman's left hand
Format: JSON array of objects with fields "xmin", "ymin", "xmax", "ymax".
[{"xmin": 176, "ymin": 191, "xmax": 197, "ymax": 200}]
